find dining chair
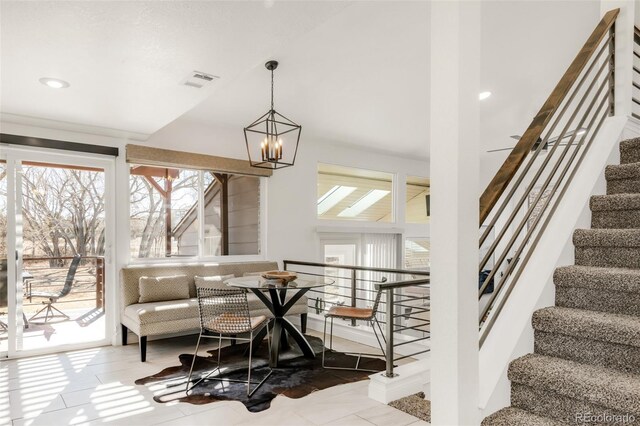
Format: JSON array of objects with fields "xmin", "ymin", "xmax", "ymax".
[
  {"xmin": 27, "ymin": 254, "xmax": 81, "ymax": 322},
  {"xmin": 322, "ymin": 287, "xmax": 387, "ymax": 372},
  {"xmin": 187, "ymin": 287, "xmax": 272, "ymax": 397}
]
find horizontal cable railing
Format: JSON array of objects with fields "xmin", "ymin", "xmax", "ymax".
[
  {"xmin": 633, "ymin": 26, "xmax": 640, "ymax": 120},
  {"xmin": 21, "ymin": 256, "xmax": 105, "ymax": 309},
  {"xmin": 283, "ymin": 260, "xmax": 430, "ymax": 377},
  {"xmin": 478, "ymin": 9, "xmax": 618, "ymax": 346}
]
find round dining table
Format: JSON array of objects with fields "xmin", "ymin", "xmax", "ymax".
[{"xmin": 225, "ymin": 275, "xmax": 332, "ymax": 368}]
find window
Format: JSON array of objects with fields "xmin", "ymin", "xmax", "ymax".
[
  {"xmin": 404, "ymin": 237, "xmax": 430, "ymax": 270},
  {"xmin": 129, "ymin": 165, "xmax": 260, "ymax": 259},
  {"xmin": 202, "ymin": 173, "xmax": 261, "ymax": 256},
  {"xmin": 406, "ymin": 176, "xmax": 430, "ymax": 223},
  {"xmin": 317, "ymin": 164, "xmax": 393, "ymax": 222},
  {"xmin": 320, "ymin": 233, "xmax": 399, "ymax": 308}
]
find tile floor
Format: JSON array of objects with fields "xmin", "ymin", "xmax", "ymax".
[
  {"xmin": 0, "ymin": 307, "xmax": 107, "ymax": 354},
  {"xmin": 0, "ymin": 330, "xmax": 430, "ymax": 426}
]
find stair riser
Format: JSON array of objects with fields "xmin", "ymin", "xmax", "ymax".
[
  {"xmin": 554, "ymin": 266, "xmax": 640, "ymax": 294},
  {"xmin": 534, "ymin": 330, "xmax": 640, "ymax": 374},
  {"xmin": 556, "ymin": 287, "xmax": 640, "ymax": 316},
  {"xmin": 511, "ymin": 384, "xmax": 637, "ymax": 424},
  {"xmin": 608, "ymin": 179, "xmax": 640, "ymax": 195},
  {"xmin": 575, "ymin": 247, "xmax": 640, "ymax": 269},
  {"xmin": 592, "ymin": 209, "xmax": 640, "ymax": 229},
  {"xmin": 621, "ymin": 147, "xmax": 640, "ymax": 164}
]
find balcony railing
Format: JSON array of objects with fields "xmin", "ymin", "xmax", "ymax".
[
  {"xmin": 22, "ymin": 256, "xmax": 105, "ymax": 309},
  {"xmin": 283, "ymin": 260, "xmax": 430, "ymax": 377}
]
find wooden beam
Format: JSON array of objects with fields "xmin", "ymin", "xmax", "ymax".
[
  {"xmin": 130, "ymin": 165, "xmax": 179, "ymax": 179},
  {"xmin": 21, "ymin": 161, "xmax": 104, "ymax": 173},
  {"xmin": 143, "ymin": 176, "xmax": 167, "ymax": 198}
]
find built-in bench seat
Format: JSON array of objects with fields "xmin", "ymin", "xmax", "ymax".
[{"xmin": 120, "ymin": 261, "xmax": 308, "ymax": 361}]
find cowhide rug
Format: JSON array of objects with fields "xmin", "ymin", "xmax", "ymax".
[{"xmin": 135, "ymin": 335, "xmax": 385, "ymax": 412}]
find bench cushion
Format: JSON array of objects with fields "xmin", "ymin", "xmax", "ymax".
[
  {"xmin": 125, "ymin": 298, "xmax": 199, "ymax": 325},
  {"xmin": 123, "ymin": 294, "xmax": 308, "ymax": 337}
]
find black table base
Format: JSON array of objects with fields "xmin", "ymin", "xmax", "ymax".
[{"xmin": 249, "ymin": 287, "xmax": 314, "ymax": 367}]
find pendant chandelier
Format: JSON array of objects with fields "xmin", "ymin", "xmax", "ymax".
[{"xmin": 244, "ymin": 60, "xmax": 301, "ymax": 170}]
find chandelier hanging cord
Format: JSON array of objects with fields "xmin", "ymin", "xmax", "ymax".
[{"xmin": 271, "ymin": 66, "xmax": 274, "ymax": 111}]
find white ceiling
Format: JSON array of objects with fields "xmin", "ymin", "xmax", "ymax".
[
  {"xmin": 0, "ymin": 1, "xmax": 350, "ymax": 134},
  {"xmin": 0, "ymin": 0, "xmax": 602, "ymax": 160}
]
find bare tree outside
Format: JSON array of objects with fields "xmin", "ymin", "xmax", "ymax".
[
  {"xmin": 129, "ymin": 167, "xmax": 198, "ymax": 258},
  {"xmin": 21, "ymin": 165, "xmax": 105, "ymax": 264}
]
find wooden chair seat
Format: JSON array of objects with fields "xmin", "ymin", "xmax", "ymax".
[{"xmin": 326, "ymin": 306, "xmax": 374, "ymax": 320}]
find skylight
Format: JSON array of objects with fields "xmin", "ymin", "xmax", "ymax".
[
  {"xmin": 317, "ymin": 185, "xmax": 357, "ymax": 215},
  {"xmin": 338, "ymin": 189, "xmax": 390, "ymax": 217}
]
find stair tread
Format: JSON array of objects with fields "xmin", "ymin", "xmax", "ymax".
[
  {"xmin": 482, "ymin": 407, "xmax": 565, "ymax": 426},
  {"xmin": 533, "ymin": 306, "xmax": 640, "ymax": 348},
  {"xmin": 508, "ymin": 354, "xmax": 640, "ymax": 415},
  {"xmin": 555, "ymin": 265, "xmax": 640, "ymax": 293},
  {"xmin": 591, "ymin": 193, "xmax": 640, "ymax": 211},
  {"xmin": 606, "ymin": 163, "xmax": 640, "ymax": 180},
  {"xmin": 620, "ymin": 137, "xmax": 640, "ymax": 152},
  {"xmin": 573, "ymin": 228, "xmax": 640, "ymax": 247}
]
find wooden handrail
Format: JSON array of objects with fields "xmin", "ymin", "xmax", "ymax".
[
  {"xmin": 22, "ymin": 256, "xmax": 103, "ymax": 261},
  {"xmin": 479, "ymin": 8, "xmax": 619, "ymax": 224}
]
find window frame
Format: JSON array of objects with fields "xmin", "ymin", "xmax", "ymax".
[
  {"xmin": 405, "ymin": 175, "xmax": 430, "ymax": 225},
  {"xmin": 316, "ymin": 161, "xmax": 398, "ymax": 226},
  {"xmin": 127, "ymin": 165, "xmax": 266, "ymax": 264}
]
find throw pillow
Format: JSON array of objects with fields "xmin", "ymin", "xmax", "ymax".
[{"xmin": 138, "ymin": 275, "xmax": 191, "ymax": 303}]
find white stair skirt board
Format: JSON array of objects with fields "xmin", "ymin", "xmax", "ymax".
[{"xmin": 368, "ymin": 356, "xmax": 431, "ymax": 404}]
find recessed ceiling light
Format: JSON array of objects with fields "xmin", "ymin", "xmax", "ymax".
[
  {"xmin": 39, "ymin": 77, "xmax": 70, "ymax": 89},
  {"xmin": 479, "ymin": 91, "xmax": 492, "ymax": 101}
]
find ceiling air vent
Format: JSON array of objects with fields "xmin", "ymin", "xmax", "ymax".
[{"xmin": 181, "ymin": 71, "xmax": 219, "ymax": 89}]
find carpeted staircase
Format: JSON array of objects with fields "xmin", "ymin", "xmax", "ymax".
[{"xmin": 482, "ymin": 138, "xmax": 640, "ymax": 425}]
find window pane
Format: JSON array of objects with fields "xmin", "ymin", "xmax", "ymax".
[
  {"xmin": 322, "ymin": 243, "xmax": 357, "ymax": 307},
  {"xmin": 129, "ymin": 165, "xmax": 198, "ymax": 258},
  {"xmin": 317, "ymin": 164, "xmax": 393, "ymax": 222},
  {"xmin": 405, "ymin": 237, "xmax": 430, "ymax": 270},
  {"xmin": 406, "ymin": 176, "xmax": 430, "ymax": 223},
  {"xmin": 203, "ymin": 174, "xmax": 261, "ymax": 256}
]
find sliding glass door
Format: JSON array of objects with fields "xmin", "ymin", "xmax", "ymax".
[
  {"xmin": 0, "ymin": 160, "xmax": 7, "ymax": 356},
  {"xmin": 1, "ymin": 147, "xmax": 114, "ymax": 357}
]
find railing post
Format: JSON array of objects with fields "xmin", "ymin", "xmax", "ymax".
[
  {"xmin": 96, "ymin": 257, "xmax": 104, "ymax": 309},
  {"xmin": 350, "ymin": 269, "xmax": 356, "ymax": 326},
  {"xmin": 384, "ymin": 288, "xmax": 395, "ymax": 377}
]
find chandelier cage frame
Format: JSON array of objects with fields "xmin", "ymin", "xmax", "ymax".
[{"xmin": 243, "ymin": 60, "xmax": 302, "ymax": 170}]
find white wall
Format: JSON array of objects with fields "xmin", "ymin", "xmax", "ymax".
[
  {"xmin": 2, "ymin": 114, "xmax": 429, "ymax": 262},
  {"xmin": 0, "ymin": 115, "xmax": 427, "ymax": 351},
  {"xmin": 479, "ymin": 0, "xmax": 602, "ymax": 188},
  {"xmin": 265, "ymin": 142, "xmax": 429, "ymax": 264}
]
